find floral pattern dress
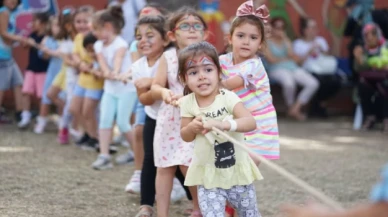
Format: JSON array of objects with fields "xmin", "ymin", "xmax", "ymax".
[{"xmin": 153, "ymin": 48, "xmax": 194, "ymax": 167}]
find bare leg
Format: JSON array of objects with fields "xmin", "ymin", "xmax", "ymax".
[
  {"xmin": 99, "ymin": 129, "xmax": 112, "ymax": 155},
  {"xmin": 179, "ymin": 165, "xmax": 200, "ymax": 213},
  {"xmin": 13, "ymin": 86, "xmax": 23, "ymax": 112},
  {"xmin": 156, "ymin": 166, "xmax": 176, "ymax": 217},
  {"xmin": 47, "ymin": 86, "xmax": 64, "ymax": 115},
  {"xmin": 133, "ymin": 125, "xmax": 144, "ymax": 170},
  {"xmin": 82, "ymin": 98, "xmax": 99, "ymax": 139}
]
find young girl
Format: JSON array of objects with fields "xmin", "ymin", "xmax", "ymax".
[
  {"xmin": 0, "ymin": 0, "xmax": 30, "ymax": 123},
  {"xmin": 119, "ymin": 15, "xmax": 189, "ymax": 217},
  {"xmin": 18, "ymin": 12, "xmax": 50, "ymax": 128},
  {"xmin": 57, "ymin": 6, "xmax": 93, "ymax": 144},
  {"xmin": 34, "ymin": 16, "xmax": 63, "ymax": 134},
  {"xmin": 178, "ymin": 41, "xmax": 263, "ymax": 217},
  {"xmin": 91, "ymin": 6, "xmax": 136, "ymax": 169},
  {"xmin": 220, "ymin": 2, "xmax": 279, "ymax": 160},
  {"xmin": 69, "ymin": 8, "xmax": 104, "ymax": 150},
  {"xmin": 150, "ymin": 7, "xmax": 208, "ymax": 217},
  {"xmin": 219, "ymin": 2, "xmax": 280, "ymax": 215},
  {"xmin": 115, "ymin": 1, "xmax": 169, "ymax": 165}
]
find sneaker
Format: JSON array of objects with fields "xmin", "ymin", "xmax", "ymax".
[
  {"xmin": 91, "ymin": 154, "xmax": 113, "ymax": 170},
  {"xmin": 82, "ymin": 138, "xmax": 98, "ymax": 151},
  {"xmin": 76, "ymin": 133, "xmax": 90, "ymax": 146},
  {"xmin": 57, "ymin": 128, "xmax": 69, "ymax": 145},
  {"xmin": 34, "ymin": 116, "xmax": 47, "ymax": 134},
  {"xmin": 170, "ymin": 178, "xmax": 186, "ymax": 203},
  {"xmin": 18, "ymin": 111, "xmax": 31, "ymax": 129},
  {"xmin": 124, "ymin": 170, "xmax": 141, "ymax": 194},
  {"xmin": 0, "ymin": 113, "xmax": 12, "ymax": 124},
  {"xmin": 115, "ymin": 150, "xmax": 135, "ymax": 165},
  {"xmin": 70, "ymin": 128, "xmax": 83, "ymax": 141}
]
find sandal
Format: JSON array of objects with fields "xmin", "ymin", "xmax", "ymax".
[
  {"xmin": 362, "ymin": 116, "xmax": 376, "ymax": 131},
  {"xmin": 190, "ymin": 210, "xmax": 203, "ymax": 217},
  {"xmin": 135, "ymin": 205, "xmax": 154, "ymax": 217}
]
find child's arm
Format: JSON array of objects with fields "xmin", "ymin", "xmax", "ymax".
[
  {"xmin": 221, "ymin": 76, "xmax": 245, "ymax": 90},
  {"xmin": 111, "ymin": 47, "xmax": 127, "ymax": 76},
  {"xmin": 151, "ymin": 54, "xmax": 172, "ymax": 103},
  {"xmin": 136, "ymin": 82, "xmax": 155, "ymax": 105},
  {"xmin": 0, "ymin": 11, "xmax": 28, "ymax": 44}
]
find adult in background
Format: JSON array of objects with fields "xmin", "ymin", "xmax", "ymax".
[
  {"xmin": 353, "ymin": 23, "xmax": 388, "ymax": 132},
  {"xmin": 293, "ymin": 17, "xmax": 341, "ymax": 118},
  {"xmin": 265, "ymin": 17, "xmax": 319, "ymax": 121}
]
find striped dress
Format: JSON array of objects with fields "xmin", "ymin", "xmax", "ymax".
[{"xmin": 219, "ymin": 53, "xmax": 279, "ymax": 159}]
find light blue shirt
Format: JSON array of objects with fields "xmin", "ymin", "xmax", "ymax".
[
  {"xmin": 267, "ymin": 40, "xmax": 298, "ymax": 72},
  {"xmin": 0, "ymin": 7, "xmax": 17, "ymax": 60},
  {"xmin": 370, "ymin": 164, "xmax": 388, "ymax": 202}
]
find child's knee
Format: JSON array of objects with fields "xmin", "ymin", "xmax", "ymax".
[{"xmin": 117, "ymin": 120, "xmax": 131, "ymax": 134}]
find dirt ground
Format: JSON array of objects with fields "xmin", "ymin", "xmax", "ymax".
[{"xmin": 0, "ymin": 118, "xmax": 387, "ymax": 217}]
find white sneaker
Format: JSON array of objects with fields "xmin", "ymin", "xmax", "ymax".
[
  {"xmin": 34, "ymin": 116, "xmax": 47, "ymax": 134},
  {"xmin": 170, "ymin": 178, "xmax": 186, "ymax": 203},
  {"xmin": 91, "ymin": 154, "xmax": 113, "ymax": 170},
  {"xmin": 18, "ymin": 111, "xmax": 31, "ymax": 129},
  {"xmin": 125, "ymin": 170, "xmax": 141, "ymax": 194},
  {"xmin": 115, "ymin": 150, "xmax": 135, "ymax": 165},
  {"xmin": 69, "ymin": 128, "xmax": 83, "ymax": 140}
]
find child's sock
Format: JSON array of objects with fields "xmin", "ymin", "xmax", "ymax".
[{"xmin": 18, "ymin": 110, "xmax": 31, "ymax": 128}]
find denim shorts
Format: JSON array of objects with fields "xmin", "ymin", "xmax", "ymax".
[
  {"xmin": 134, "ymin": 100, "xmax": 146, "ymax": 126},
  {"xmin": 73, "ymin": 84, "xmax": 103, "ymax": 100},
  {"xmin": 0, "ymin": 59, "xmax": 23, "ymax": 91}
]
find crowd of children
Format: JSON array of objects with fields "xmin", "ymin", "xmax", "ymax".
[{"xmin": 1, "ymin": 0, "xmax": 281, "ymax": 216}]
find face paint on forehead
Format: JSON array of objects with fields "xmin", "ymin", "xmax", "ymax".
[
  {"xmin": 186, "ymin": 56, "xmax": 215, "ymax": 68},
  {"xmin": 146, "ymin": 25, "xmax": 153, "ymax": 34}
]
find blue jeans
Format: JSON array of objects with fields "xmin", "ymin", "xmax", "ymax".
[{"xmin": 99, "ymin": 91, "xmax": 137, "ymax": 133}]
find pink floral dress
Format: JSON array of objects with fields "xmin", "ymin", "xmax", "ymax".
[{"xmin": 154, "ymin": 48, "xmax": 194, "ymax": 167}]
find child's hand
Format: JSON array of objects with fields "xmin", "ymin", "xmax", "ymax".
[
  {"xmin": 203, "ymin": 119, "xmax": 224, "ymax": 131},
  {"xmin": 170, "ymin": 93, "xmax": 183, "ymax": 107},
  {"xmin": 135, "ymin": 77, "xmax": 152, "ymax": 89},
  {"xmin": 161, "ymin": 89, "xmax": 174, "ymax": 104},
  {"xmin": 79, "ymin": 62, "xmax": 91, "ymax": 72},
  {"xmin": 188, "ymin": 116, "xmax": 208, "ymax": 135}
]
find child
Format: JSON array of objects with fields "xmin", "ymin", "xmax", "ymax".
[
  {"xmin": 220, "ymin": 1, "xmax": 279, "ymax": 161},
  {"xmin": 56, "ymin": 6, "xmax": 94, "ymax": 145},
  {"xmin": 91, "ymin": 6, "xmax": 137, "ymax": 169},
  {"xmin": 119, "ymin": 15, "xmax": 189, "ymax": 216},
  {"xmin": 113, "ymin": 2, "xmax": 169, "ymax": 151},
  {"xmin": 70, "ymin": 8, "xmax": 105, "ymax": 150},
  {"xmin": 18, "ymin": 12, "xmax": 50, "ymax": 128},
  {"xmin": 178, "ymin": 41, "xmax": 263, "ymax": 217},
  {"xmin": 150, "ymin": 7, "xmax": 208, "ymax": 217},
  {"xmin": 82, "ymin": 33, "xmax": 102, "ymax": 79},
  {"xmin": 0, "ymin": 0, "xmax": 31, "ymax": 123},
  {"xmin": 34, "ymin": 16, "xmax": 63, "ymax": 134}
]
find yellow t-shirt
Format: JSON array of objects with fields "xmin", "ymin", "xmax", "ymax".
[
  {"xmin": 73, "ymin": 33, "xmax": 104, "ymax": 90},
  {"xmin": 52, "ymin": 65, "xmax": 66, "ymax": 90},
  {"xmin": 180, "ymin": 89, "xmax": 263, "ymax": 189}
]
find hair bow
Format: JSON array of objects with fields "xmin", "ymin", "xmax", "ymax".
[{"xmin": 236, "ymin": 1, "xmax": 270, "ymax": 23}]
